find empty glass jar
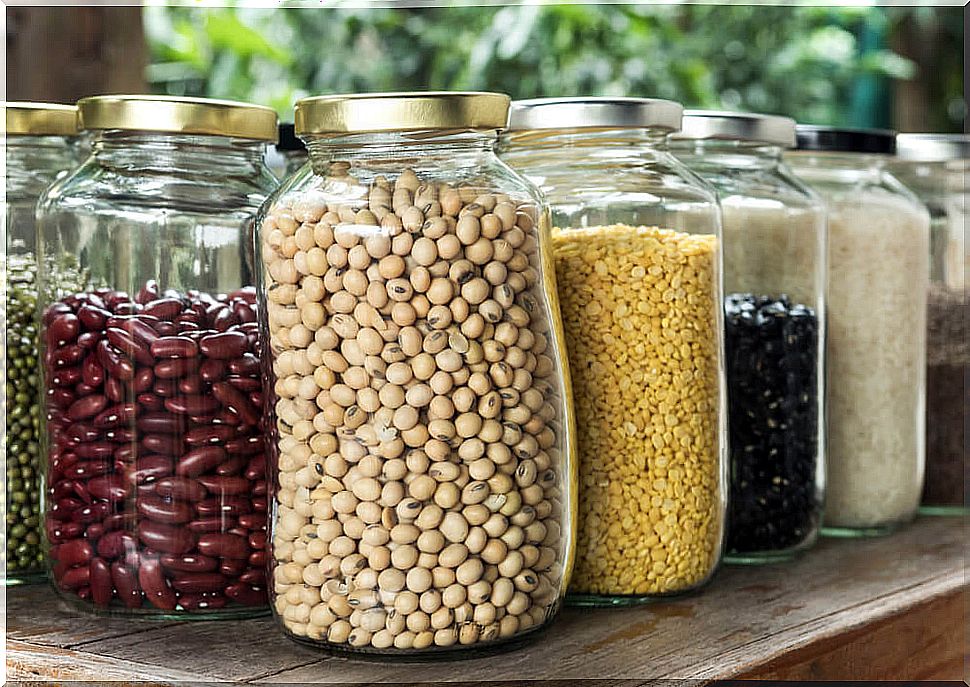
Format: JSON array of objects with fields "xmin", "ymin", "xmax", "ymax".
[
  {"xmin": 502, "ymin": 97, "xmax": 726, "ymax": 605},
  {"xmin": 673, "ymin": 111, "xmax": 826, "ymax": 563},
  {"xmin": 36, "ymin": 95, "xmax": 278, "ymax": 615},
  {"xmin": 894, "ymin": 134, "xmax": 969, "ymax": 515},
  {"xmin": 788, "ymin": 126, "xmax": 929, "ymax": 536},
  {"xmin": 259, "ymin": 92, "xmax": 576, "ymax": 654},
  {"xmin": 6, "ymin": 102, "xmax": 80, "ymax": 584}
]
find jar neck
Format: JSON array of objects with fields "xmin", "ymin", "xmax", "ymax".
[
  {"xmin": 5, "ymin": 135, "xmax": 77, "ymax": 197},
  {"xmin": 91, "ymin": 131, "xmax": 267, "ymax": 176},
  {"xmin": 306, "ymin": 130, "xmax": 499, "ymax": 174},
  {"xmin": 671, "ymin": 139, "xmax": 784, "ymax": 171},
  {"xmin": 786, "ymin": 150, "xmax": 887, "ymax": 175},
  {"xmin": 502, "ymin": 127, "xmax": 670, "ymax": 156}
]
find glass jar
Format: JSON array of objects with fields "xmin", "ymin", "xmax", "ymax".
[
  {"xmin": 787, "ymin": 126, "xmax": 930, "ymax": 536},
  {"xmin": 672, "ymin": 112, "xmax": 826, "ymax": 563},
  {"xmin": 36, "ymin": 95, "xmax": 279, "ymax": 616},
  {"xmin": 259, "ymin": 92, "xmax": 576, "ymax": 654},
  {"xmin": 269, "ymin": 123, "xmax": 308, "ymax": 178},
  {"xmin": 5, "ymin": 103, "xmax": 80, "ymax": 585},
  {"xmin": 893, "ymin": 134, "xmax": 969, "ymax": 515},
  {"xmin": 501, "ymin": 98, "xmax": 726, "ymax": 605}
]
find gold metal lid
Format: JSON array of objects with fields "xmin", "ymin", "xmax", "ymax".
[
  {"xmin": 6, "ymin": 102, "xmax": 79, "ymax": 136},
  {"xmin": 77, "ymin": 95, "xmax": 278, "ymax": 142},
  {"xmin": 295, "ymin": 92, "xmax": 511, "ymax": 135}
]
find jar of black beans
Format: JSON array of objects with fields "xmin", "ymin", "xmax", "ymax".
[
  {"xmin": 724, "ymin": 295, "xmax": 821, "ymax": 558},
  {"xmin": 4, "ymin": 103, "xmax": 81, "ymax": 584}
]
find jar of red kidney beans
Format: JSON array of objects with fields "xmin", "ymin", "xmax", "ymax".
[{"xmin": 35, "ymin": 95, "xmax": 279, "ymax": 617}]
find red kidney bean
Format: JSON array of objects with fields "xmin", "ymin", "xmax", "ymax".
[
  {"xmin": 137, "ymin": 521, "xmax": 196, "ymax": 555},
  {"xmin": 227, "ymin": 354, "xmax": 259, "ymax": 376},
  {"xmin": 143, "ymin": 297, "xmax": 183, "ymax": 320},
  {"xmin": 113, "ymin": 444, "xmax": 136, "ymax": 464},
  {"xmin": 142, "ymin": 434, "xmax": 182, "ymax": 456},
  {"xmin": 197, "ymin": 533, "xmax": 249, "ymax": 559},
  {"xmin": 87, "ymin": 475, "xmax": 129, "ymax": 501},
  {"xmin": 89, "ymin": 558, "xmax": 114, "ymax": 607},
  {"xmin": 106, "ymin": 327, "xmax": 154, "ymax": 366},
  {"xmin": 136, "ymin": 280, "xmax": 159, "ymax": 305},
  {"xmin": 212, "ymin": 309, "xmax": 240, "ymax": 332},
  {"xmin": 48, "ymin": 520, "xmax": 84, "ymax": 544},
  {"xmin": 198, "ymin": 359, "xmax": 226, "ymax": 383},
  {"xmin": 160, "ymin": 553, "xmax": 218, "ymax": 573},
  {"xmin": 215, "ymin": 456, "xmax": 246, "ymax": 477},
  {"xmin": 136, "ymin": 482, "xmax": 159, "ymax": 498},
  {"xmin": 77, "ymin": 304, "xmax": 110, "ymax": 331},
  {"xmin": 178, "ymin": 593, "xmax": 228, "ymax": 611},
  {"xmin": 211, "ymin": 382, "xmax": 259, "ymax": 426},
  {"xmin": 52, "ymin": 367, "xmax": 83, "ymax": 387},
  {"xmin": 165, "ymin": 395, "xmax": 220, "ymax": 415},
  {"xmin": 185, "ymin": 425, "xmax": 236, "ymax": 446},
  {"xmin": 219, "ymin": 558, "xmax": 247, "ymax": 577},
  {"xmin": 93, "ymin": 403, "xmax": 137, "ymax": 428},
  {"xmin": 77, "ymin": 332, "xmax": 101, "ymax": 349},
  {"xmin": 194, "ymin": 497, "xmax": 250, "ymax": 518},
  {"xmin": 248, "ymin": 549, "xmax": 267, "ymax": 569},
  {"xmin": 137, "ymin": 393, "xmax": 165, "ymax": 411},
  {"xmin": 53, "ymin": 345, "xmax": 85, "ymax": 368},
  {"xmin": 139, "ymin": 556, "xmax": 178, "ymax": 610},
  {"xmin": 104, "ymin": 427, "xmax": 135, "ymax": 443},
  {"xmin": 239, "ymin": 568, "xmax": 266, "ymax": 586},
  {"xmin": 86, "ymin": 522, "xmax": 105, "ymax": 541},
  {"xmin": 110, "ymin": 561, "xmax": 142, "ymax": 608},
  {"xmin": 170, "ymin": 572, "xmax": 226, "ymax": 594},
  {"xmin": 81, "ymin": 355, "xmax": 106, "ymax": 387},
  {"xmin": 239, "ymin": 514, "xmax": 267, "ymax": 531},
  {"xmin": 187, "ymin": 518, "xmax": 232, "ymax": 534},
  {"xmin": 44, "ymin": 303, "xmax": 73, "ymax": 326},
  {"xmin": 137, "ymin": 496, "xmax": 194, "ymax": 525},
  {"xmin": 154, "ymin": 322, "xmax": 177, "ymax": 337},
  {"xmin": 178, "ymin": 376, "xmax": 203, "ymax": 395},
  {"xmin": 97, "ymin": 530, "xmax": 138, "ymax": 560},
  {"xmin": 154, "ymin": 477, "xmax": 207, "ymax": 502},
  {"xmin": 72, "ymin": 480, "xmax": 93, "ymax": 504},
  {"xmin": 59, "ymin": 565, "xmax": 92, "ymax": 590},
  {"xmin": 74, "ymin": 382, "xmax": 99, "ymax": 397},
  {"xmin": 224, "ymin": 583, "xmax": 266, "ymax": 607},
  {"xmin": 75, "ymin": 502, "xmax": 111, "ymax": 524},
  {"xmin": 210, "ymin": 410, "xmax": 240, "ymax": 426},
  {"xmin": 227, "ymin": 526, "xmax": 249, "ymax": 539},
  {"xmin": 97, "ymin": 340, "xmax": 134, "ymax": 381},
  {"xmin": 150, "ymin": 336, "xmax": 199, "ymax": 359},
  {"xmin": 176, "ymin": 446, "xmax": 227, "ymax": 477},
  {"xmin": 105, "ymin": 376, "xmax": 125, "ymax": 402},
  {"xmin": 53, "ymin": 480, "xmax": 79, "ymax": 501},
  {"xmin": 247, "ymin": 531, "xmax": 266, "ymax": 551},
  {"xmin": 65, "ymin": 461, "xmax": 111, "ymax": 479},
  {"xmin": 49, "ymin": 387, "xmax": 75, "ymax": 410},
  {"xmin": 196, "ymin": 476, "xmax": 250, "ymax": 496},
  {"xmin": 57, "ymin": 538, "xmax": 94, "ymax": 567},
  {"xmin": 74, "ymin": 442, "xmax": 116, "ymax": 460},
  {"xmin": 154, "ymin": 357, "xmax": 199, "ymax": 380},
  {"xmin": 118, "ymin": 318, "xmax": 160, "ymax": 348},
  {"xmin": 227, "ymin": 436, "xmax": 264, "ymax": 457},
  {"xmin": 103, "ymin": 513, "xmax": 137, "ymax": 531},
  {"xmin": 226, "ymin": 376, "xmax": 260, "ymax": 393},
  {"xmin": 127, "ymin": 455, "xmax": 174, "ymax": 484},
  {"xmin": 133, "ymin": 367, "xmax": 155, "ymax": 393},
  {"xmin": 152, "ymin": 379, "xmax": 180, "ymax": 398},
  {"xmin": 233, "ymin": 300, "xmax": 256, "ymax": 323},
  {"xmin": 136, "ymin": 413, "xmax": 186, "ymax": 435},
  {"xmin": 49, "ymin": 312, "xmax": 80, "ymax": 345},
  {"xmin": 252, "ymin": 497, "xmax": 267, "ymax": 513},
  {"xmin": 67, "ymin": 423, "xmax": 101, "ymax": 443},
  {"xmin": 198, "ymin": 331, "xmax": 247, "ymax": 360}
]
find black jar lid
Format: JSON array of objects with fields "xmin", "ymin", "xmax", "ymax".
[
  {"xmin": 277, "ymin": 123, "xmax": 305, "ymax": 151},
  {"xmin": 795, "ymin": 125, "xmax": 896, "ymax": 155}
]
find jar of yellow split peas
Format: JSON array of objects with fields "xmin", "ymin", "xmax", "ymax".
[{"xmin": 500, "ymin": 98, "xmax": 726, "ymax": 605}]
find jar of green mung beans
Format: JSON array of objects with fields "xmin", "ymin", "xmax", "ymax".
[{"xmin": 5, "ymin": 102, "xmax": 80, "ymax": 584}]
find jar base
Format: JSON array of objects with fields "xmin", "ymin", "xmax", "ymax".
[
  {"xmin": 4, "ymin": 569, "xmax": 47, "ymax": 586},
  {"xmin": 821, "ymin": 523, "xmax": 901, "ymax": 538},
  {"xmin": 53, "ymin": 586, "xmax": 271, "ymax": 621},
  {"xmin": 918, "ymin": 504, "xmax": 970, "ymax": 517},
  {"xmin": 723, "ymin": 550, "xmax": 798, "ymax": 565},
  {"xmin": 565, "ymin": 586, "xmax": 703, "ymax": 607}
]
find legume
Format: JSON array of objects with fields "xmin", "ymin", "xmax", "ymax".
[
  {"xmin": 724, "ymin": 294, "xmax": 820, "ymax": 554},
  {"xmin": 263, "ymin": 168, "xmax": 569, "ymax": 649},
  {"xmin": 44, "ymin": 284, "xmax": 268, "ymax": 611},
  {"xmin": 552, "ymin": 225, "xmax": 721, "ymax": 596},
  {"xmin": 6, "ymin": 256, "xmax": 43, "ymax": 576}
]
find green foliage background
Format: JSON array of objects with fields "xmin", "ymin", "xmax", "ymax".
[{"xmin": 145, "ymin": 4, "xmax": 964, "ymax": 131}]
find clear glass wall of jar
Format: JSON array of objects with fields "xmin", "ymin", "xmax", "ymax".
[
  {"xmin": 268, "ymin": 123, "xmax": 308, "ymax": 178},
  {"xmin": 893, "ymin": 134, "xmax": 969, "ymax": 515},
  {"xmin": 36, "ymin": 95, "xmax": 279, "ymax": 616},
  {"xmin": 258, "ymin": 92, "xmax": 576, "ymax": 654},
  {"xmin": 501, "ymin": 98, "xmax": 726, "ymax": 605},
  {"xmin": 673, "ymin": 112, "xmax": 826, "ymax": 563},
  {"xmin": 787, "ymin": 127, "xmax": 930, "ymax": 536},
  {"xmin": 5, "ymin": 103, "xmax": 80, "ymax": 585}
]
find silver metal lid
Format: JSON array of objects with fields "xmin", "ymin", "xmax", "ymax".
[
  {"xmin": 507, "ymin": 97, "xmax": 683, "ymax": 132},
  {"xmin": 675, "ymin": 110, "xmax": 796, "ymax": 148},
  {"xmin": 896, "ymin": 133, "xmax": 970, "ymax": 162}
]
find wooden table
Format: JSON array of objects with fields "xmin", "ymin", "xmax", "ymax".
[{"xmin": 6, "ymin": 516, "xmax": 967, "ymax": 684}]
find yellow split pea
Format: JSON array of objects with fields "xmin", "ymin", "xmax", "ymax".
[{"xmin": 552, "ymin": 225, "xmax": 722, "ymax": 596}]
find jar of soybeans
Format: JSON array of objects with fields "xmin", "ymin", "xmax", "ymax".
[
  {"xmin": 893, "ymin": 134, "xmax": 969, "ymax": 515},
  {"xmin": 36, "ymin": 95, "xmax": 279, "ymax": 615},
  {"xmin": 5, "ymin": 103, "xmax": 80, "ymax": 584},
  {"xmin": 672, "ymin": 111, "xmax": 826, "ymax": 562},
  {"xmin": 258, "ymin": 92, "xmax": 576, "ymax": 653},
  {"xmin": 787, "ymin": 126, "xmax": 930, "ymax": 536},
  {"xmin": 501, "ymin": 97, "xmax": 726, "ymax": 605}
]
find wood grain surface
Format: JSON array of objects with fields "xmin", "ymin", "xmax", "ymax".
[{"xmin": 6, "ymin": 516, "xmax": 967, "ymax": 684}]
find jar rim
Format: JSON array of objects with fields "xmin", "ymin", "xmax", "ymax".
[
  {"xmin": 6, "ymin": 102, "xmax": 79, "ymax": 137},
  {"xmin": 896, "ymin": 133, "xmax": 970, "ymax": 162},
  {"xmin": 507, "ymin": 97, "xmax": 683, "ymax": 132},
  {"xmin": 295, "ymin": 92, "xmax": 510, "ymax": 136},
  {"xmin": 674, "ymin": 110, "xmax": 795, "ymax": 148},
  {"xmin": 77, "ymin": 95, "xmax": 278, "ymax": 142}
]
